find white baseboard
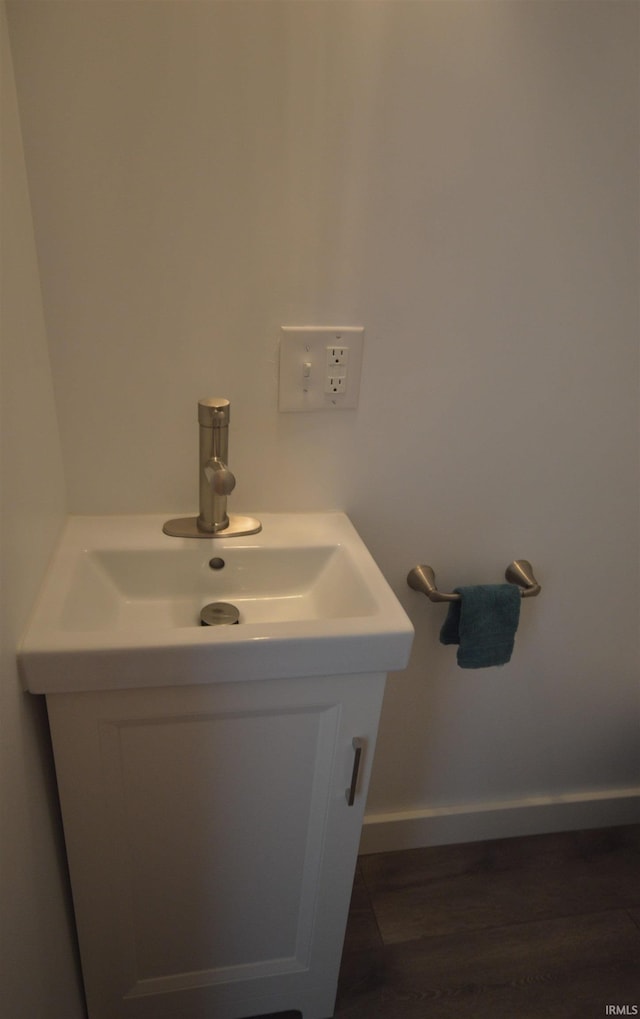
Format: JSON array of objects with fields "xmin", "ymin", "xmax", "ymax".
[{"xmin": 359, "ymin": 787, "xmax": 640, "ymax": 855}]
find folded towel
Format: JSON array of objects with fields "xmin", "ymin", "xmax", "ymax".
[{"xmin": 439, "ymin": 584, "xmax": 521, "ymax": 669}]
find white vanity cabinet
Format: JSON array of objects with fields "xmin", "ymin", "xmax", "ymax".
[
  {"xmin": 47, "ymin": 670, "xmax": 387, "ymax": 1019},
  {"xmin": 22, "ymin": 513, "xmax": 414, "ymax": 1017}
]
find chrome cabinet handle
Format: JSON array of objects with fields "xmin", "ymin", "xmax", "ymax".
[{"xmin": 345, "ymin": 738, "xmax": 364, "ymax": 806}]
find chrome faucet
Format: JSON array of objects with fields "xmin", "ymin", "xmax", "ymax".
[{"xmin": 163, "ymin": 398, "xmax": 261, "ymax": 539}]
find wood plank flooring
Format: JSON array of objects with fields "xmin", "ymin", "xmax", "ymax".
[{"xmin": 260, "ymin": 823, "xmax": 640, "ymax": 1019}]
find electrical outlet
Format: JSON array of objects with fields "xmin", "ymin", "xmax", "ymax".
[
  {"xmin": 279, "ymin": 327, "xmax": 364, "ymax": 411},
  {"xmin": 325, "ymin": 375, "xmax": 346, "ymax": 394},
  {"xmin": 327, "ymin": 346, "xmax": 348, "ymax": 367}
]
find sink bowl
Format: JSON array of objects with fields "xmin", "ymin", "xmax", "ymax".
[{"xmin": 19, "ymin": 513, "xmax": 414, "ymax": 693}]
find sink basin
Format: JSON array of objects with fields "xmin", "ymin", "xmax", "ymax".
[{"xmin": 19, "ymin": 513, "xmax": 414, "ymax": 693}]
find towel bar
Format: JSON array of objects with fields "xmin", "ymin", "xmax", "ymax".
[{"xmin": 407, "ymin": 560, "xmax": 541, "ymax": 603}]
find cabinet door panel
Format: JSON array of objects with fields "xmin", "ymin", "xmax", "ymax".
[
  {"xmin": 48, "ymin": 674, "xmax": 385, "ymax": 1019},
  {"xmin": 110, "ymin": 705, "xmax": 338, "ymax": 982}
]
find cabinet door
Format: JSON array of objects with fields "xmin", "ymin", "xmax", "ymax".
[{"xmin": 47, "ymin": 672, "xmax": 385, "ymax": 1019}]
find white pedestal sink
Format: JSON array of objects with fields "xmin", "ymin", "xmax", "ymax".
[{"xmin": 19, "ymin": 512, "xmax": 414, "ymax": 1019}]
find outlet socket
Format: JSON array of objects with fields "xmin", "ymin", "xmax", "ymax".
[
  {"xmin": 325, "ymin": 375, "xmax": 346, "ymax": 394},
  {"xmin": 327, "ymin": 346, "xmax": 348, "ymax": 366}
]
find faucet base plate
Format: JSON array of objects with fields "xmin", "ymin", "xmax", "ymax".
[{"xmin": 162, "ymin": 515, "xmax": 262, "ymax": 539}]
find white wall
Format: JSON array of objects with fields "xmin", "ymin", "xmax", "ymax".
[
  {"xmin": 6, "ymin": 0, "xmax": 640, "ymax": 850},
  {"xmin": 0, "ymin": 4, "xmax": 85, "ymax": 1015}
]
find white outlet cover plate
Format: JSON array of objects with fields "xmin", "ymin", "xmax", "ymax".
[{"xmin": 279, "ymin": 327, "xmax": 364, "ymax": 412}]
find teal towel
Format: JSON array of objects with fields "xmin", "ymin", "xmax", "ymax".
[{"xmin": 439, "ymin": 584, "xmax": 521, "ymax": 669}]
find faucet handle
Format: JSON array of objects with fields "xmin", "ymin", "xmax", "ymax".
[{"xmin": 204, "ymin": 459, "xmax": 236, "ymax": 495}]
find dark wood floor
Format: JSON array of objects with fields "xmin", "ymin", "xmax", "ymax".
[{"xmin": 263, "ymin": 823, "xmax": 640, "ymax": 1018}]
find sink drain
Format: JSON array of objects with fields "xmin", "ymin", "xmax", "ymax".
[{"xmin": 200, "ymin": 602, "xmax": 240, "ymax": 626}]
